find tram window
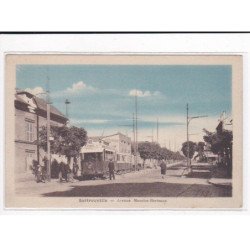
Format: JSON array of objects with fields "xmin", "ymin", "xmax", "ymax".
[
  {"xmin": 84, "ymin": 153, "xmax": 95, "ymax": 161},
  {"xmin": 97, "ymin": 153, "xmax": 102, "ymax": 161},
  {"xmin": 84, "ymin": 153, "xmax": 102, "ymax": 161}
]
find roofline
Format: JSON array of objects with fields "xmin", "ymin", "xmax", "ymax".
[
  {"xmin": 103, "ymin": 132, "xmax": 128, "ymax": 138},
  {"xmin": 16, "ymin": 90, "xmax": 34, "ymax": 98},
  {"xmin": 15, "ymin": 99, "xmax": 68, "ymax": 124},
  {"xmin": 88, "ymin": 136, "xmax": 107, "ymax": 141},
  {"xmin": 16, "ymin": 90, "xmax": 68, "ymax": 120}
]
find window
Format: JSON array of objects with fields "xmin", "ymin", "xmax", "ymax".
[{"xmin": 25, "ymin": 121, "xmax": 34, "ymax": 142}]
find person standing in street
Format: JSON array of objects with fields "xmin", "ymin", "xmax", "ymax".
[
  {"xmin": 160, "ymin": 160, "xmax": 167, "ymax": 179},
  {"xmin": 108, "ymin": 158, "xmax": 115, "ymax": 180}
]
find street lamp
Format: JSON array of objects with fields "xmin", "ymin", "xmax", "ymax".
[
  {"xmin": 186, "ymin": 103, "xmax": 207, "ymax": 173},
  {"xmin": 65, "ymin": 99, "xmax": 71, "ymax": 118}
]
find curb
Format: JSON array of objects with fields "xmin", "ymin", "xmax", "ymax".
[{"xmin": 208, "ymin": 179, "xmax": 232, "ymax": 187}]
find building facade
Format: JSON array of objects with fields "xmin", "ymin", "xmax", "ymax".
[
  {"xmin": 103, "ymin": 133, "xmax": 132, "ymax": 166},
  {"xmin": 15, "ymin": 90, "xmax": 68, "ymax": 180}
]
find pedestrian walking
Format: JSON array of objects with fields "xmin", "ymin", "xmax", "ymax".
[
  {"xmin": 160, "ymin": 160, "xmax": 167, "ymax": 179},
  {"xmin": 108, "ymin": 158, "xmax": 115, "ymax": 180}
]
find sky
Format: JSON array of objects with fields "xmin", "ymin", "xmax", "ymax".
[{"xmin": 16, "ymin": 64, "xmax": 232, "ymax": 151}]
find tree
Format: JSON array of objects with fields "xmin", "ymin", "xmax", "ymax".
[
  {"xmin": 194, "ymin": 141, "xmax": 206, "ymax": 162},
  {"xmin": 138, "ymin": 142, "xmax": 153, "ymax": 165},
  {"xmin": 173, "ymin": 151, "xmax": 185, "ymax": 161},
  {"xmin": 203, "ymin": 128, "xmax": 233, "ymax": 176},
  {"xmin": 39, "ymin": 125, "xmax": 87, "ymax": 165},
  {"xmin": 150, "ymin": 143, "xmax": 162, "ymax": 160},
  {"xmin": 181, "ymin": 141, "xmax": 196, "ymax": 159},
  {"xmin": 158, "ymin": 147, "xmax": 169, "ymax": 160},
  {"xmin": 59, "ymin": 126, "xmax": 88, "ymax": 161},
  {"xmin": 138, "ymin": 141, "xmax": 185, "ymax": 164},
  {"xmin": 158, "ymin": 147, "xmax": 173, "ymax": 161}
]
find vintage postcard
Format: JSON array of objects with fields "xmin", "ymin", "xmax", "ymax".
[{"xmin": 5, "ymin": 54, "xmax": 242, "ymax": 209}]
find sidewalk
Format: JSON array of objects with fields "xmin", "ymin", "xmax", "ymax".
[
  {"xmin": 208, "ymin": 165, "xmax": 232, "ymax": 187},
  {"xmin": 166, "ymin": 162, "xmax": 232, "ymax": 188}
]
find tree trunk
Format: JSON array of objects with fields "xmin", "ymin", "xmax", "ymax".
[
  {"xmin": 225, "ymin": 146, "xmax": 232, "ymax": 178},
  {"xmin": 67, "ymin": 156, "xmax": 73, "ymax": 170}
]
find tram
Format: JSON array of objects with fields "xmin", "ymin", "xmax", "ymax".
[
  {"xmin": 80, "ymin": 142, "xmax": 116, "ymax": 179},
  {"xmin": 80, "ymin": 138, "xmax": 144, "ymax": 178}
]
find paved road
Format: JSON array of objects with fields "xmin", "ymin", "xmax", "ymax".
[{"xmin": 16, "ymin": 162, "xmax": 232, "ymax": 197}]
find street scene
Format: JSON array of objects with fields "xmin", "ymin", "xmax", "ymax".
[
  {"xmin": 14, "ymin": 60, "xmax": 233, "ymax": 199},
  {"xmin": 16, "ymin": 162, "xmax": 231, "ymax": 197}
]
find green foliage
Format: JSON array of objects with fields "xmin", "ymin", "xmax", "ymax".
[
  {"xmin": 197, "ymin": 141, "xmax": 205, "ymax": 152},
  {"xmin": 137, "ymin": 141, "xmax": 185, "ymax": 162},
  {"xmin": 172, "ymin": 151, "xmax": 185, "ymax": 161},
  {"xmin": 203, "ymin": 128, "xmax": 233, "ymax": 176},
  {"xmin": 158, "ymin": 147, "xmax": 174, "ymax": 160},
  {"xmin": 203, "ymin": 128, "xmax": 232, "ymax": 155},
  {"xmin": 39, "ymin": 125, "xmax": 87, "ymax": 159},
  {"xmin": 150, "ymin": 143, "xmax": 162, "ymax": 160},
  {"xmin": 181, "ymin": 141, "xmax": 197, "ymax": 159},
  {"xmin": 194, "ymin": 141, "xmax": 206, "ymax": 162},
  {"xmin": 51, "ymin": 159, "xmax": 60, "ymax": 178},
  {"xmin": 159, "ymin": 147, "xmax": 170, "ymax": 160},
  {"xmin": 138, "ymin": 142, "xmax": 153, "ymax": 161}
]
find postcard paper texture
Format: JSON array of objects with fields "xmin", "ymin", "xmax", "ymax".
[{"xmin": 5, "ymin": 54, "xmax": 243, "ymax": 209}]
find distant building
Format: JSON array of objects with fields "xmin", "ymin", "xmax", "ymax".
[
  {"xmin": 204, "ymin": 151, "xmax": 218, "ymax": 163},
  {"xmin": 81, "ymin": 137, "xmax": 116, "ymax": 160},
  {"xmin": 15, "ymin": 90, "xmax": 68, "ymax": 180},
  {"xmin": 102, "ymin": 132, "xmax": 132, "ymax": 167}
]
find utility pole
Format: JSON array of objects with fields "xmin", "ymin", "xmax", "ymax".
[
  {"xmin": 46, "ymin": 97, "xmax": 51, "ymax": 181},
  {"xmin": 186, "ymin": 103, "xmax": 190, "ymax": 170},
  {"xmin": 133, "ymin": 113, "xmax": 136, "ymax": 170},
  {"xmin": 156, "ymin": 118, "xmax": 159, "ymax": 144},
  {"xmin": 185, "ymin": 103, "xmax": 208, "ymax": 174},
  {"xmin": 133, "ymin": 113, "xmax": 135, "ymax": 159},
  {"xmin": 135, "ymin": 90, "xmax": 138, "ymax": 171},
  {"xmin": 46, "ymin": 69, "xmax": 51, "ymax": 181},
  {"xmin": 33, "ymin": 91, "xmax": 48, "ymax": 166}
]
